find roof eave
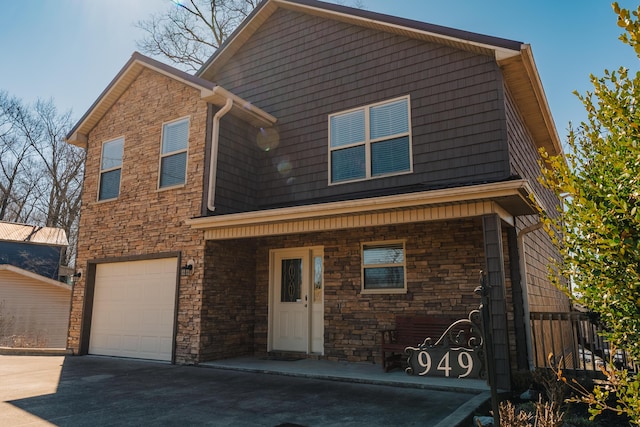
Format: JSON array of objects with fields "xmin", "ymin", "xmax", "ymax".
[
  {"xmin": 66, "ymin": 52, "xmax": 276, "ymax": 148},
  {"xmin": 197, "ymin": 0, "xmax": 523, "ymax": 81},
  {"xmin": 499, "ymin": 45, "xmax": 563, "ymax": 157},
  {"xmin": 186, "ymin": 179, "xmax": 539, "ymax": 231},
  {"xmin": 201, "ymin": 86, "xmax": 277, "ymax": 128},
  {"xmin": 196, "ymin": 0, "xmax": 560, "ymax": 158}
]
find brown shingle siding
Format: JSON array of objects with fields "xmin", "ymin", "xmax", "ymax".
[
  {"xmin": 504, "ymin": 85, "xmax": 568, "ymax": 313},
  {"xmin": 210, "ymin": 8, "xmax": 511, "ymax": 213}
]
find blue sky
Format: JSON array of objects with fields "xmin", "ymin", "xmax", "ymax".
[{"xmin": 1, "ymin": 0, "xmax": 638, "ymax": 142}]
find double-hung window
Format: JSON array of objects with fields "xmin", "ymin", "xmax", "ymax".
[
  {"xmin": 98, "ymin": 137, "xmax": 124, "ymax": 201},
  {"xmin": 159, "ymin": 118, "xmax": 189, "ymax": 188},
  {"xmin": 361, "ymin": 241, "xmax": 406, "ymax": 294},
  {"xmin": 329, "ymin": 96, "xmax": 412, "ymax": 184}
]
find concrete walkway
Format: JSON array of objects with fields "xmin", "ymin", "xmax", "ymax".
[
  {"xmin": 1, "ymin": 355, "xmax": 490, "ymax": 426},
  {"xmin": 202, "ymin": 356, "xmax": 489, "ymax": 393}
]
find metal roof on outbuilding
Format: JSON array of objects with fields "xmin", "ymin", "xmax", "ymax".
[{"xmin": 0, "ymin": 221, "xmax": 68, "ymax": 247}]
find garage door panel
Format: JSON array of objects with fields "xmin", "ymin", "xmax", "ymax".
[
  {"xmin": 106, "ymin": 335, "xmax": 121, "ymax": 349},
  {"xmin": 160, "ymin": 337, "xmax": 173, "ymax": 352},
  {"xmin": 123, "ymin": 309, "xmax": 140, "ymax": 326},
  {"xmin": 94, "ymin": 308, "xmax": 124, "ymax": 329},
  {"xmin": 150, "ymin": 283, "xmax": 173, "ymax": 300},
  {"xmin": 89, "ymin": 258, "xmax": 177, "ymax": 361},
  {"xmin": 140, "ymin": 336, "xmax": 161, "ymax": 353},
  {"xmin": 101, "ymin": 262, "xmax": 129, "ymax": 278},
  {"xmin": 160, "ymin": 310, "xmax": 174, "ymax": 327},
  {"xmin": 128, "ymin": 285, "xmax": 145, "ymax": 301},
  {"xmin": 141, "ymin": 309, "xmax": 161, "ymax": 325},
  {"xmin": 122, "ymin": 335, "xmax": 141, "ymax": 352}
]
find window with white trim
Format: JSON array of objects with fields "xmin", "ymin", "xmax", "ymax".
[
  {"xmin": 361, "ymin": 241, "xmax": 406, "ymax": 294},
  {"xmin": 98, "ymin": 137, "xmax": 124, "ymax": 201},
  {"xmin": 329, "ymin": 96, "xmax": 412, "ymax": 184},
  {"xmin": 159, "ymin": 118, "xmax": 189, "ymax": 188}
]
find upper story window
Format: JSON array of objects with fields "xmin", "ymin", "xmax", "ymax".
[
  {"xmin": 159, "ymin": 118, "xmax": 189, "ymax": 189},
  {"xmin": 329, "ymin": 96, "xmax": 412, "ymax": 184},
  {"xmin": 98, "ymin": 137, "xmax": 124, "ymax": 201},
  {"xmin": 361, "ymin": 241, "xmax": 407, "ymax": 294}
]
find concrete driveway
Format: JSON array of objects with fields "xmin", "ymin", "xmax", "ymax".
[{"xmin": 1, "ymin": 355, "xmax": 487, "ymax": 426}]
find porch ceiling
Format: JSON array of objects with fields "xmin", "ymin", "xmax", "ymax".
[{"xmin": 186, "ymin": 180, "xmax": 538, "ymax": 240}]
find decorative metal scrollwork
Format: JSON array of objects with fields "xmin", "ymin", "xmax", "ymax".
[{"xmin": 405, "ymin": 309, "xmax": 486, "ymax": 379}]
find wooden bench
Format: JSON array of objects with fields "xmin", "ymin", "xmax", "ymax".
[{"xmin": 380, "ymin": 315, "xmax": 457, "ymax": 372}]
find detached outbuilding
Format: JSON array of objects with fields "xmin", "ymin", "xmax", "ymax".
[{"xmin": 0, "ymin": 222, "xmax": 71, "ymax": 348}]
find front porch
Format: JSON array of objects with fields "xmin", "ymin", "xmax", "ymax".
[
  {"xmin": 198, "ymin": 218, "xmax": 493, "ymax": 364},
  {"xmin": 189, "ymin": 184, "xmax": 546, "ymax": 390}
]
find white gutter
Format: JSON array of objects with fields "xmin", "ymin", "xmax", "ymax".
[
  {"xmin": 207, "ymin": 98, "xmax": 234, "ymax": 212},
  {"xmin": 517, "ymin": 221, "xmax": 543, "ymax": 370}
]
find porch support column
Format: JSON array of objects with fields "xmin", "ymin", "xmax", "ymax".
[
  {"xmin": 507, "ymin": 226, "xmax": 529, "ymax": 370},
  {"xmin": 482, "ymin": 214, "xmax": 512, "ymax": 390}
]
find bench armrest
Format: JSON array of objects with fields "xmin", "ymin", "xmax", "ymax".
[{"xmin": 381, "ymin": 329, "xmax": 397, "ymax": 344}]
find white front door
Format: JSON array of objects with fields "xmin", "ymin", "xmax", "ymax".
[{"xmin": 271, "ymin": 248, "xmax": 323, "ymax": 354}]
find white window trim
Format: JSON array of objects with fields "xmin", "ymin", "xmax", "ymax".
[
  {"xmin": 360, "ymin": 239, "xmax": 407, "ymax": 295},
  {"xmin": 158, "ymin": 116, "xmax": 190, "ymax": 190},
  {"xmin": 97, "ymin": 136, "xmax": 124, "ymax": 202},
  {"xmin": 328, "ymin": 95, "xmax": 413, "ymax": 185}
]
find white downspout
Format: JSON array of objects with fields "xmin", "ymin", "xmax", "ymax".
[
  {"xmin": 207, "ymin": 98, "xmax": 233, "ymax": 212},
  {"xmin": 518, "ymin": 221, "xmax": 543, "ymax": 370}
]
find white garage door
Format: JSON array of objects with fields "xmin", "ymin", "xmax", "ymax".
[{"xmin": 89, "ymin": 258, "xmax": 177, "ymax": 361}]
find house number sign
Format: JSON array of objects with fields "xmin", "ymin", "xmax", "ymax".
[{"xmin": 405, "ymin": 346, "xmax": 483, "ymax": 378}]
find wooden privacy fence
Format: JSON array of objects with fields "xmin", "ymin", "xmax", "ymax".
[{"xmin": 529, "ymin": 311, "xmax": 638, "ymax": 374}]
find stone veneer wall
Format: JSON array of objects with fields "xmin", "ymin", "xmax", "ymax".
[
  {"xmin": 200, "ymin": 239, "xmax": 257, "ymax": 361},
  {"xmin": 248, "ymin": 218, "xmax": 488, "ymax": 364},
  {"xmin": 68, "ymin": 68, "xmax": 209, "ymax": 364}
]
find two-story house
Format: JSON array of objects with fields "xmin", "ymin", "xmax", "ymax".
[{"xmin": 65, "ymin": 0, "xmax": 569, "ymax": 389}]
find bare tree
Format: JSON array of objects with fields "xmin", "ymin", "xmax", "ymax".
[
  {"xmin": 0, "ymin": 93, "xmax": 84, "ymax": 265},
  {"xmin": 0, "ymin": 91, "xmax": 36, "ymax": 222},
  {"xmin": 136, "ymin": 0, "xmax": 364, "ymax": 72},
  {"xmin": 136, "ymin": 0, "xmax": 260, "ymax": 72}
]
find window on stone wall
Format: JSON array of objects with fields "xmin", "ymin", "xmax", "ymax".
[
  {"xmin": 329, "ymin": 96, "xmax": 412, "ymax": 184},
  {"xmin": 361, "ymin": 241, "xmax": 406, "ymax": 294},
  {"xmin": 98, "ymin": 137, "xmax": 124, "ymax": 201},
  {"xmin": 159, "ymin": 117, "xmax": 189, "ymax": 189}
]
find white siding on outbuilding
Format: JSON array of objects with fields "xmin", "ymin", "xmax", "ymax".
[{"xmin": 0, "ymin": 265, "xmax": 72, "ymax": 348}]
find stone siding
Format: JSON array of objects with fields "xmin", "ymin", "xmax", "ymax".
[
  {"xmin": 246, "ymin": 219, "xmax": 487, "ymax": 364},
  {"xmin": 69, "ymin": 68, "xmax": 209, "ymax": 364},
  {"xmin": 200, "ymin": 239, "xmax": 257, "ymax": 360}
]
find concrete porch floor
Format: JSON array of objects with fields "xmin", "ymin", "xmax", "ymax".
[{"xmin": 201, "ymin": 356, "xmax": 490, "ymax": 393}]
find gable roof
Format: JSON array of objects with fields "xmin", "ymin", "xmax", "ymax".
[
  {"xmin": 66, "ymin": 52, "xmax": 277, "ymax": 148},
  {"xmin": 197, "ymin": 0, "xmax": 562, "ymax": 157},
  {"xmin": 0, "ymin": 222, "xmax": 68, "ymax": 247}
]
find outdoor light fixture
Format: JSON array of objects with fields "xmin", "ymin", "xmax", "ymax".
[
  {"xmin": 181, "ymin": 260, "xmax": 194, "ymax": 277},
  {"xmin": 68, "ymin": 270, "xmax": 82, "ymax": 285}
]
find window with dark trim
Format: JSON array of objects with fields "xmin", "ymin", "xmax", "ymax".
[
  {"xmin": 159, "ymin": 118, "xmax": 189, "ymax": 188},
  {"xmin": 361, "ymin": 241, "xmax": 406, "ymax": 294},
  {"xmin": 98, "ymin": 137, "xmax": 124, "ymax": 201}
]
